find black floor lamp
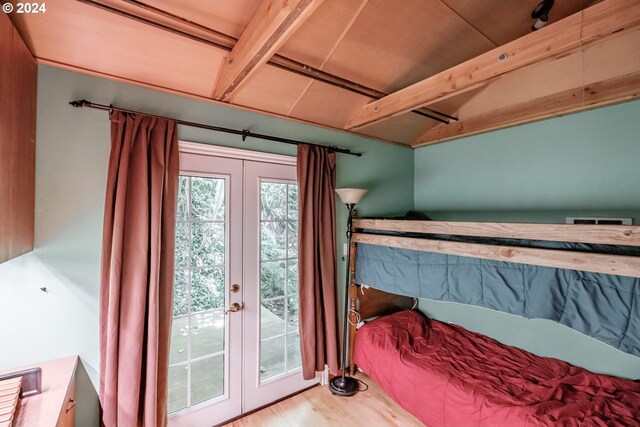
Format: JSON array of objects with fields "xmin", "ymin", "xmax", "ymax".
[{"xmin": 330, "ymin": 188, "xmax": 367, "ymax": 397}]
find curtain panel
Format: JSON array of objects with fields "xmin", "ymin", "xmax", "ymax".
[
  {"xmin": 100, "ymin": 111, "xmax": 179, "ymax": 427},
  {"xmin": 296, "ymin": 143, "xmax": 339, "ymax": 380}
]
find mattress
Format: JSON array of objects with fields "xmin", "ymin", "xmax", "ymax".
[{"xmin": 353, "ymin": 310, "xmax": 640, "ymax": 427}]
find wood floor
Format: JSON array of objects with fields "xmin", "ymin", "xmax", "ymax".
[{"xmin": 223, "ymin": 373, "xmax": 423, "ymax": 427}]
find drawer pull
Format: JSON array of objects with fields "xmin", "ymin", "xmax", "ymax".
[{"xmin": 66, "ymin": 398, "xmax": 76, "ymax": 413}]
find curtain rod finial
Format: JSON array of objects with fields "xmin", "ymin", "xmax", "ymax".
[{"xmin": 69, "ymin": 99, "xmax": 89, "ymax": 108}]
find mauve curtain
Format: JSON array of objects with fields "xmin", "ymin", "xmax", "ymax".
[
  {"xmin": 296, "ymin": 143, "xmax": 339, "ymax": 380},
  {"xmin": 100, "ymin": 111, "xmax": 179, "ymax": 427}
]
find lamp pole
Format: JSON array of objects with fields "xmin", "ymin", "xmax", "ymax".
[{"xmin": 330, "ymin": 188, "xmax": 367, "ymax": 396}]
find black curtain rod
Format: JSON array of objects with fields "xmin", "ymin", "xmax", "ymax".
[{"xmin": 69, "ymin": 99, "xmax": 362, "ymax": 157}]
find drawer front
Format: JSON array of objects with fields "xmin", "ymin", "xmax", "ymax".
[{"xmin": 56, "ymin": 376, "xmax": 76, "ymax": 427}]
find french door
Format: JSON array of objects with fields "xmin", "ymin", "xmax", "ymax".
[{"xmin": 168, "ymin": 144, "xmax": 317, "ymax": 426}]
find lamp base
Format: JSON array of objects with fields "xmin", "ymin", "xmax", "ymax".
[{"xmin": 329, "ymin": 375, "xmax": 359, "ymax": 397}]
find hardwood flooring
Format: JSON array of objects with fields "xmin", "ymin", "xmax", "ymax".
[{"xmin": 223, "ymin": 373, "xmax": 423, "ymax": 426}]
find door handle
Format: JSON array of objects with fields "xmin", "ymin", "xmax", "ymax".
[{"xmin": 225, "ymin": 303, "xmax": 242, "ymax": 315}]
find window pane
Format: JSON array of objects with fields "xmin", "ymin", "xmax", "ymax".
[
  {"xmin": 261, "ymin": 299, "xmax": 285, "ymax": 340},
  {"xmin": 286, "ymin": 296, "xmax": 298, "ymax": 333},
  {"xmin": 191, "ymin": 177, "xmax": 225, "ymax": 221},
  {"xmin": 191, "ymin": 267, "xmax": 225, "ymax": 312},
  {"xmin": 191, "ymin": 355, "xmax": 224, "ymax": 405},
  {"xmin": 261, "ymin": 182, "xmax": 287, "ymax": 220},
  {"xmin": 261, "ymin": 260, "xmax": 285, "ymax": 299},
  {"xmin": 286, "ymin": 260, "xmax": 298, "ymax": 295},
  {"xmin": 191, "ymin": 311, "xmax": 225, "ymax": 359},
  {"xmin": 260, "ymin": 336, "xmax": 285, "ymax": 381},
  {"xmin": 177, "ymin": 177, "xmax": 189, "ymax": 221},
  {"xmin": 261, "ymin": 221, "xmax": 286, "ymax": 260},
  {"xmin": 175, "ymin": 222, "xmax": 189, "ymax": 269},
  {"xmin": 286, "ymin": 333, "xmax": 302, "ymax": 371},
  {"xmin": 173, "ymin": 269, "xmax": 189, "ymax": 316},
  {"xmin": 287, "ymin": 184, "xmax": 298, "ymax": 219},
  {"xmin": 167, "ymin": 365, "xmax": 188, "ymax": 414},
  {"xmin": 169, "ymin": 316, "xmax": 188, "ymax": 365},
  {"xmin": 286, "ymin": 221, "xmax": 297, "ymax": 258},
  {"xmin": 191, "ymin": 222, "xmax": 224, "ymax": 267}
]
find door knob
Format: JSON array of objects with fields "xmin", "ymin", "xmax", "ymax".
[{"xmin": 225, "ymin": 303, "xmax": 242, "ymax": 315}]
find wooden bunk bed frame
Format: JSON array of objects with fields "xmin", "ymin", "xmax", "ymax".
[{"xmin": 346, "ymin": 218, "xmax": 640, "ymax": 373}]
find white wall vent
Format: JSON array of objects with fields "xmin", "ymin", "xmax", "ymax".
[{"xmin": 565, "ymin": 217, "xmax": 633, "ymax": 225}]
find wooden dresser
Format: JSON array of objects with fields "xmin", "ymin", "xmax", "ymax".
[{"xmin": 0, "ymin": 356, "xmax": 78, "ymax": 427}]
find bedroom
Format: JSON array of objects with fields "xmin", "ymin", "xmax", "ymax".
[{"xmin": 0, "ymin": 0, "xmax": 639, "ymax": 426}]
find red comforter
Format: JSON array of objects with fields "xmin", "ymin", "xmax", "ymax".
[{"xmin": 353, "ymin": 310, "xmax": 640, "ymax": 426}]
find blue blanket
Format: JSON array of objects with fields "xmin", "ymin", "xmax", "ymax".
[{"xmin": 355, "ymin": 242, "xmax": 640, "ymax": 357}]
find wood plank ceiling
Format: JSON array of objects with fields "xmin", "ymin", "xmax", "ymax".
[{"xmin": 9, "ymin": 0, "xmax": 640, "ymax": 147}]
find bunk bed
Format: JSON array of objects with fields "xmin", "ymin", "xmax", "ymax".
[{"xmin": 346, "ymin": 218, "xmax": 640, "ymax": 426}]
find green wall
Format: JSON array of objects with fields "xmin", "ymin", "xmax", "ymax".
[
  {"xmin": 415, "ymin": 100, "xmax": 640, "ymax": 224},
  {"xmin": 414, "ymin": 100, "xmax": 640, "ymax": 379},
  {"xmin": 0, "ymin": 65, "xmax": 414, "ymax": 426}
]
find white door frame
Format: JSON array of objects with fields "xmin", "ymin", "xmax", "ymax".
[
  {"xmin": 178, "ymin": 141, "xmax": 297, "ymax": 167},
  {"xmin": 170, "ymin": 142, "xmax": 316, "ymax": 425}
]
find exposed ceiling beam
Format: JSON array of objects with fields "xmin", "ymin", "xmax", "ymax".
[
  {"xmin": 74, "ymin": 0, "xmax": 455, "ymax": 123},
  {"xmin": 412, "ymin": 72, "xmax": 640, "ymax": 147},
  {"xmin": 344, "ymin": 0, "xmax": 640, "ymax": 131},
  {"xmin": 213, "ymin": 0, "xmax": 324, "ymax": 101},
  {"xmin": 414, "ymin": 25, "xmax": 640, "ymax": 146}
]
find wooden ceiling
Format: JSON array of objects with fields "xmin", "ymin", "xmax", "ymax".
[{"xmin": 9, "ymin": 0, "xmax": 640, "ymax": 147}]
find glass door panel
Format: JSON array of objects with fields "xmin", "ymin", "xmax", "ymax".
[
  {"xmin": 169, "ymin": 153, "xmax": 243, "ymax": 427},
  {"xmin": 169, "ymin": 176, "xmax": 227, "ymax": 413},
  {"xmin": 244, "ymin": 161, "xmax": 318, "ymax": 413},
  {"xmin": 259, "ymin": 183, "xmax": 301, "ymax": 382}
]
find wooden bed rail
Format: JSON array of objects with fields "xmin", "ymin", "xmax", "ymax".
[
  {"xmin": 353, "ymin": 219, "xmax": 640, "ymax": 247},
  {"xmin": 352, "ymin": 233, "xmax": 640, "ymax": 278}
]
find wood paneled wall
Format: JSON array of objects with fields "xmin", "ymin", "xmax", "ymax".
[{"xmin": 0, "ymin": 13, "xmax": 37, "ymax": 263}]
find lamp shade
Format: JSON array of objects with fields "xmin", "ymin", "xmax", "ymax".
[{"xmin": 335, "ymin": 188, "xmax": 367, "ymax": 205}]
